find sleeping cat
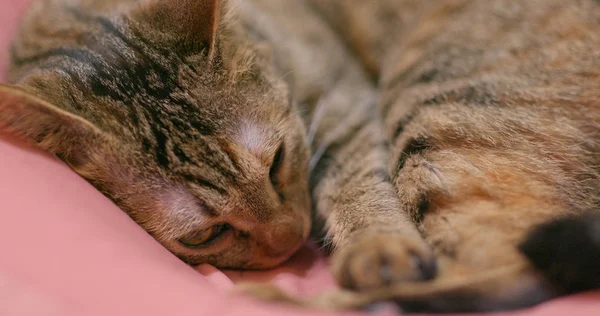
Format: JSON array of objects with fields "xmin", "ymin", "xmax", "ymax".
[
  {"xmin": 0, "ymin": 0, "xmax": 423, "ymax": 282},
  {"xmin": 2, "ymin": 0, "xmax": 600, "ymax": 313}
]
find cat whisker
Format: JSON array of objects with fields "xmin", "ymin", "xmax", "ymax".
[{"xmin": 278, "ymin": 70, "xmax": 295, "ymax": 81}]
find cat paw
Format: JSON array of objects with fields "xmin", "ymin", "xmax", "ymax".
[{"xmin": 331, "ymin": 232, "xmax": 437, "ymax": 291}]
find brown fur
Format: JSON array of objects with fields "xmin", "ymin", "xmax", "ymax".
[
  {"xmin": 0, "ymin": 0, "xmax": 426, "ymax": 280},
  {"xmin": 2, "ymin": 0, "xmax": 311, "ymax": 268},
  {"xmin": 3, "ymin": 0, "xmax": 600, "ymax": 312},
  {"xmin": 242, "ymin": 0, "xmax": 600, "ymax": 312}
]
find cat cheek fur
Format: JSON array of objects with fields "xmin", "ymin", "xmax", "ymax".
[{"xmin": 0, "ymin": 86, "xmax": 166, "ymax": 237}]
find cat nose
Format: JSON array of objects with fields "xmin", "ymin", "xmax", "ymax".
[{"xmin": 261, "ymin": 217, "xmax": 306, "ymax": 258}]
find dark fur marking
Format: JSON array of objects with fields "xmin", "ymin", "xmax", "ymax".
[
  {"xmin": 13, "ymin": 22, "xmax": 219, "ymax": 170},
  {"xmin": 395, "ymin": 137, "xmax": 431, "ymax": 176},
  {"xmin": 422, "ymin": 85, "xmax": 500, "ymax": 106},
  {"xmin": 216, "ymin": 139, "xmax": 242, "ymax": 174},
  {"xmin": 191, "ymin": 119, "xmax": 217, "ymax": 136},
  {"xmin": 519, "ymin": 212, "xmax": 600, "ymax": 293},
  {"xmin": 413, "ymin": 68, "xmax": 439, "ymax": 86},
  {"xmin": 192, "ymin": 141, "xmax": 238, "ymax": 182},
  {"xmin": 391, "ymin": 110, "xmax": 418, "ymax": 142},
  {"xmin": 70, "ymin": 10, "xmax": 216, "ymax": 132},
  {"xmin": 172, "ymin": 143, "xmax": 190, "ymax": 163},
  {"xmin": 149, "ymin": 125, "xmax": 170, "ymax": 167},
  {"xmin": 182, "ymin": 173, "xmax": 227, "ymax": 195},
  {"xmin": 74, "ymin": 14, "xmax": 221, "ymax": 171},
  {"xmin": 415, "ymin": 198, "xmax": 429, "ymax": 223},
  {"xmin": 389, "ymin": 86, "xmax": 499, "ymax": 144},
  {"xmin": 309, "ymin": 116, "xmax": 371, "ymax": 192}
]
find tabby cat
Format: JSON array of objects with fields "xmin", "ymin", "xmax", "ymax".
[{"xmin": 2, "ymin": 0, "xmax": 600, "ymax": 313}]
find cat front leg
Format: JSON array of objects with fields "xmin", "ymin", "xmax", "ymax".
[{"xmin": 307, "ymin": 71, "xmax": 437, "ymax": 291}]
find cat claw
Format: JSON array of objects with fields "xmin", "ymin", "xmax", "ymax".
[
  {"xmin": 411, "ymin": 253, "xmax": 438, "ymax": 281},
  {"xmin": 332, "ymin": 232, "xmax": 437, "ymax": 291}
]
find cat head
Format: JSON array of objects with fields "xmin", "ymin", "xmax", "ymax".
[{"xmin": 0, "ymin": 0, "xmax": 311, "ymax": 269}]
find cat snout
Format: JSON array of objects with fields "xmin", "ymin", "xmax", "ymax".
[{"xmin": 260, "ymin": 217, "xmax": 306, "ymax": 259}]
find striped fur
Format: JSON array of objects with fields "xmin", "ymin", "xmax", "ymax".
[
  {"xmin": 4, "ymin": 0, "xmax": 600, "ymax": 312},
  {"xmin": 0, "ymin": 0, "xmax": 425, "ymax": 281},
  {"xmin": 293, "ymin": 0, "xmax": 600, "ymax": 312}
]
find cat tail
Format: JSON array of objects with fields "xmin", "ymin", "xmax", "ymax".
[
  {"xmin": 376, "ymin": 263, "xmax": 556, "ymax": 313},
  {"xmin": 519, "ymin": 212, "xmax": 600, "ymax": 294},
  {"xmin": 388, "ymin": 212, "xmax": 600, "ymax": 313}
]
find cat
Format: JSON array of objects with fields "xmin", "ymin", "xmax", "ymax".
[
  {"xmin": 3, "ymin": 0, "xmax": 600, "ymax": 313},
  {"xmin": 234, "ymin": 0, "xmax": 600, "ymax": 313},
  {"xmin": 0, "ymin": 0, "xmax": 429, "ymax": 290}
]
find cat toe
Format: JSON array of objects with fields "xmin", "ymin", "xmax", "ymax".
[
  {"xmin": 332, "ymin": 232, "xmax": 437, "ymax": 291},
  {"xmin": 412, "ymin": 253, "xmax": 438, "ymax": 281}
]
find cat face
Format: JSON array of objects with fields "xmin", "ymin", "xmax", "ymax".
[{"xmin": 0, "ymin": 0, "xmax": 311, "ymax": 269}]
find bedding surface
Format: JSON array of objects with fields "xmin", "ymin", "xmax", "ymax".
[{"xmin": 1, "ymin": 1, "xmax": 600, "ymax": 315}]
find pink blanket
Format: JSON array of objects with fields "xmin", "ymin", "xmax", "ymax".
[{"xmin": 1, "ymin": 2, "xmax": 599, "ymax": 315}]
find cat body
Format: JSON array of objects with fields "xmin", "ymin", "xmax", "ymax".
[{"xmin": 296, "ymin": 0, "xmax": 600, "ymax": 311}]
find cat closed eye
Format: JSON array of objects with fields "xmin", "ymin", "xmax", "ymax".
[
  {"xmin": 269, "ymin": 143, "xmax": 285, "ymax": 197},
  {"xmin": 178, "ymin": 224, "xmax": 231, "ymax": 248}
]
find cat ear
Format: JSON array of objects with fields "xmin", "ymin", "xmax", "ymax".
[
  {"xmin": 132, "ymin": 0, "xmax": 223, "ymax": 60},
  {"xmin": 0, "ymin": 84, "xmax": 180, "ymax": 235},
  {"xmin": 0, "ymin": 84, "xmax": 106, "ymax": 167}
]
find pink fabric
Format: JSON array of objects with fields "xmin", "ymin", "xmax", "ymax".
[{"xmin": 1, "ymin": 1, "xmax": 600, "ymax": 315}]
